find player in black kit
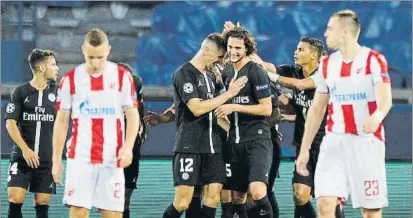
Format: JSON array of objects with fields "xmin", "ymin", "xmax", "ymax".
[
  {"xmin": 117, "ymin": 62, "xmax": 146, "ymax": 218},
  {"xmin": 5, "ymin": 49, "xmax": 59, "ymax": 218},
  {"xmin": 162, "ymin": 33, "xmax": 248, "ymax": 218},
  {"xmin": 265, "ymin": 37, "xmax": 344, "ymax": 218},
  {"xmin": 216, "ymin": 27, "xmax": 273, "ymax": 218}
]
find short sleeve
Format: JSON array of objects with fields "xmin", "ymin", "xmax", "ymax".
[
  {"xmin": 4, "ymin": 86, "xmax": 23, "ymax": 121},
  {"xmin": 121, "ymin": 72, "xmax": 138, "ymax": 109},
  {"xmin": 56, "ymin": 74, "xmax": 73, "ymax": 111},
  {"xmin": 173, "ymin": 69, "xmax": 199, "ymax": 103},
  {"xmin": 250, "ymin": 64, "xmax": 271, "ymax": 99},
  {"xmin": 315, "ymin": 57, "xmax": 329, "ymax": 94},
  {"xmin": 370, "ymin": 52, "xmax": 391, "ymax": 84},
  {"xmin": 276, "ymin": 64, "xmax": 296, "ymax": 77}
]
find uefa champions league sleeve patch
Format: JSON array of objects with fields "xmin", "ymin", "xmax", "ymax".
[{"xmin": 6, "ymin": 103, "xmax": 15, "ymax": 113}]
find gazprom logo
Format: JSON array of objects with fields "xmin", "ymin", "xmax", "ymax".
[
  {"xmin": 79, "ymin": 99, "xmax": 116, "ymax": 116},
  {"xmin": 329, "ymin": 84, "xmax": 367, "ymax": 102}
]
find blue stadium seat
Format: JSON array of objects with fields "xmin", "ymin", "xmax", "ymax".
[
  {"xmin": 35, "ymin": 1, "xmax": 87, "ymax": 7},
  {"xmin": 141, "ymin": 1, "xmax": 412, "ymax": 86}
]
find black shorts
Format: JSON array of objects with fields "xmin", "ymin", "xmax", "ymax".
[
  {"xmin": 124, "ymin": 145, "xmax": 141, "ymax": 189},
  {"xmin": 224, "ymin": 138, "xmax": 273, "ymax": 193},
  {"xmin": 292, "ymin": 144, "xmax": 320, "ymax": 192},
  {"xmin": 7, "ymin": 161, "xmax": 56, "ymax": 194},
  {"xmin": 173, "ymin": 153, "xmax": 226, "ymax": 187}
]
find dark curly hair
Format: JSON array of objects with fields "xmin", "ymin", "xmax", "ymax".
[{"xmin": 223, "ymin": 26, "xmax": 257, "ymax": 56}]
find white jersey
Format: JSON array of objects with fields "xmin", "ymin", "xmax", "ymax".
[
  {"xmin": 56, "ymin": 61, "xmax": 137, "ymax": 167},
  {"xmin": 316, "ymin": 46, "xmax": 391, "ymax": 141}
]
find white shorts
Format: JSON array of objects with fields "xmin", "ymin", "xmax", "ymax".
[
  {"xmin": 315, "ymin": 133, "xmax": 388, "ymax": 209},
  {"xmin": 63, "ymin": 160, "xmax": 125, "ymax": 212}
]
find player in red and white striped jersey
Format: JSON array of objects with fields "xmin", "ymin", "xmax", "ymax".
[
  {"xmin": 52, "ymin": 29, "xmax": 140, "ymax": 218},
  {"xmin": 296, "ymin": 10, "xmax": 392, "ymax": 218}
]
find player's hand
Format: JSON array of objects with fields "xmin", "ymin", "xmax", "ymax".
[
  {"xmin": 296, "ymin": 150, "xmax": 310, "ymax": 176},
  {"xmin": 363, "ymin": 115, "xmax": 380, "ymax": 133},
  {"xmin": 281, "ymin": 114, "xmax": 296, "ymax": 122},
  {"xmin": 278, "ymin": 94, "xmax": 291, "ymax": 106},
  {"xmin": 22, "ymin": 147, "xmax": 40, "ymax": 168},
  {"xmin": 227, "ymin": 76, "xmax": 248, "ymax": 97},
  {"xmin": 143, "ymin": 111, "xmax": 162, "ymax": 126},
  {"xmin": 223, "ymin": 21, "xmax": 240, "ymax": 33},
  {"xmin": 118, "ymin": 146, "xmax": 133, "ymax": 168},
  {"xmin": 215, "ymin": 104, "xmax": 235, "ymax": 118},
  {"xmin": 248, "ymin": 53, "xmax": 265, "ymax": 66},
  {"xmin": 52, "ymin": 160, "xmax": 64, "ymax": 186}
]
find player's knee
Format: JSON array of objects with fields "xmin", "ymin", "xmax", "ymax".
[
  {"xmin": 35, "ymin": 194, "xmax": 51, "ymax": 205},
  {"xmin": 220, "ymin": 189, "xmax": 231, "ymax": 203},
  {"xmin": 362, "ymin": 208, "xmax": 382, "ymax": 218},
  {"xmin": 249, "ymin": 182, "xmax": 267, "ymax": 200},
  {"xmin": 69, "ymin": 206, "xmax": 89, "ymax": 218},
  {"xmin": 317, "ymin": 197, "xmax": 336, "ymax": 216},
  {"xmin": 8, "ymin": 191, "xmax": 25, "ymax": 204},
  {"xmin": 175, "ymin": 198, "xmax": 191, "ymax": 212},
  {"xmin": 293, "ymin": 189, "xmax": 310, "ymax": 205},
  {"xmin": 231, "ymin": 191, "xmax": 246, "ymax": 204}
]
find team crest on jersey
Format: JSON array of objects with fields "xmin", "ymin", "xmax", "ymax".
[
  {"xmin": 182, "ymin": 172, "xmax": 189, "ymax": 180},
  {"xmin": 48, "ymin": 93, "xmax": 56, "ymax": 102},
  {"xmin": 6, "ymin": 103, "xmax": 15, "ymax": 113},
  {"xmin": 183, "ymin": 83, "xmax": 193, "ymax": 94}
]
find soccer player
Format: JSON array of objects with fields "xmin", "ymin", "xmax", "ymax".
[
  {"xmin": 216, "ymin": 26, "xmax": 273, "ymax": 218},
  {"xmin": 296, "ymin": 10, "xmax": 391, "ymax": 218},
  {"xmin": 268, "ymin": 37, "xmax": 345, "ymax": 218},
  {"xmin": 162, "ymin": 33, "xmax": 247, "ymax": 218},
  {"xmin": 52, "ymin": 29, "xmax": 140, "ymax": 218},
  {"xmin": 117, "ymin": 62, "xmax": 147, "ymax": 218},
  {"xmin": 5, "ymin": 49, "xmax": 59, "ymax": 218}
]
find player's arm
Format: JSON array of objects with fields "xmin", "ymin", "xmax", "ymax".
[
  {"xmin": 144, "ymin": 104, "xmax": 176, "ymax": 126},
  {"xmin": 5, "ymin": 87, "xmax": 41, "ymax": 168},
  {"xmin": 52, "ymin": 110, "xmax": 70, "ymax": 163},
  {"xmin": 122, "ymin": 73, "xmax": 140, "ymax": 150},
  {"xmin": 231, "ymin": 97, "xmax": 272, "ymax": 116},
  {"xmin": 124, "ymin": 107, "xmax": 139, "ymax": 150},
  {"xmin": 176, "ymin": 70, "xmax": 247, "ymax": 117},
  {"xmin": 299, "ymin": 92, "xmax": 329, "ymax": 152},
  {"xmin": 217, "ymin": 117, "xmax": 230, "ymax": 133},
  {"xmin": 364, "ymin": 53, "xmax": 393, "ymax": 132},
  {"xmin": 268, "ymin": 65, "xmax": 319, "ymax": 91}
]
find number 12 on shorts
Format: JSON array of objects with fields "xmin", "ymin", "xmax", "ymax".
[
  {"xmin": 179, "ymin": 158, "xmax": 193, "ymax": 172},
  {"xmin": 364, "ymin": 180, "xmax": 379, "ymax": 197}
]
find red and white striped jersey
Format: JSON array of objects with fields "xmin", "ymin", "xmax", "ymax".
[
  {"xmin": 316, "ymin": 46, "xmax": 391, "ymax": 141},
  {"xmin": 56, "ymin": 61, "xmax": 138, "ymax": 167}
]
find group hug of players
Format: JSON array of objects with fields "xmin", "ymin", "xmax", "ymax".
[{"xmin": 5, "ymin": 9, "xmax": 391, "ymax": 218}]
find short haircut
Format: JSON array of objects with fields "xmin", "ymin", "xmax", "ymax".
[
  {"xmin": 332, "ymin": 9, "xmax": 361, "ymax": 37},
  {"xmin": 224, "ymin": 26, "xmax": 257, "ymax": 56},
  {"xmin": 205, "ymin": 33, "xmax": 227, "ymax": 52},
  {"xmin": 28, "ymin": 48, "xmax": 56, "ymax": 72},
  {"xmin": 84, "ymin": 28, "xmax": 109, "ymax": 47},
  {"xmin": 300, "ymin": 37, "xmax": 325, "ymax": 59},
  {"xmin": 118, "ymin": 62, "xmax": 133, "ymax": 73}
]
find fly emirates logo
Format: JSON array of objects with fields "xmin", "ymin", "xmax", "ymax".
[{"xmin": 23, "ymin": 106, "xmax": 54, "ymax": 122}]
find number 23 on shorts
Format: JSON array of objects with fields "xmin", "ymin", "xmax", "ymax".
[{"xmin": 364, "ymin": 180, "xmax": 380, "ymax": 197}]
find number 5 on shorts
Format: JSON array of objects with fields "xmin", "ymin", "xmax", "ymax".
[{"xmin": 225, "ymin": 164, "xmax": 232, "ymax": 177}]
